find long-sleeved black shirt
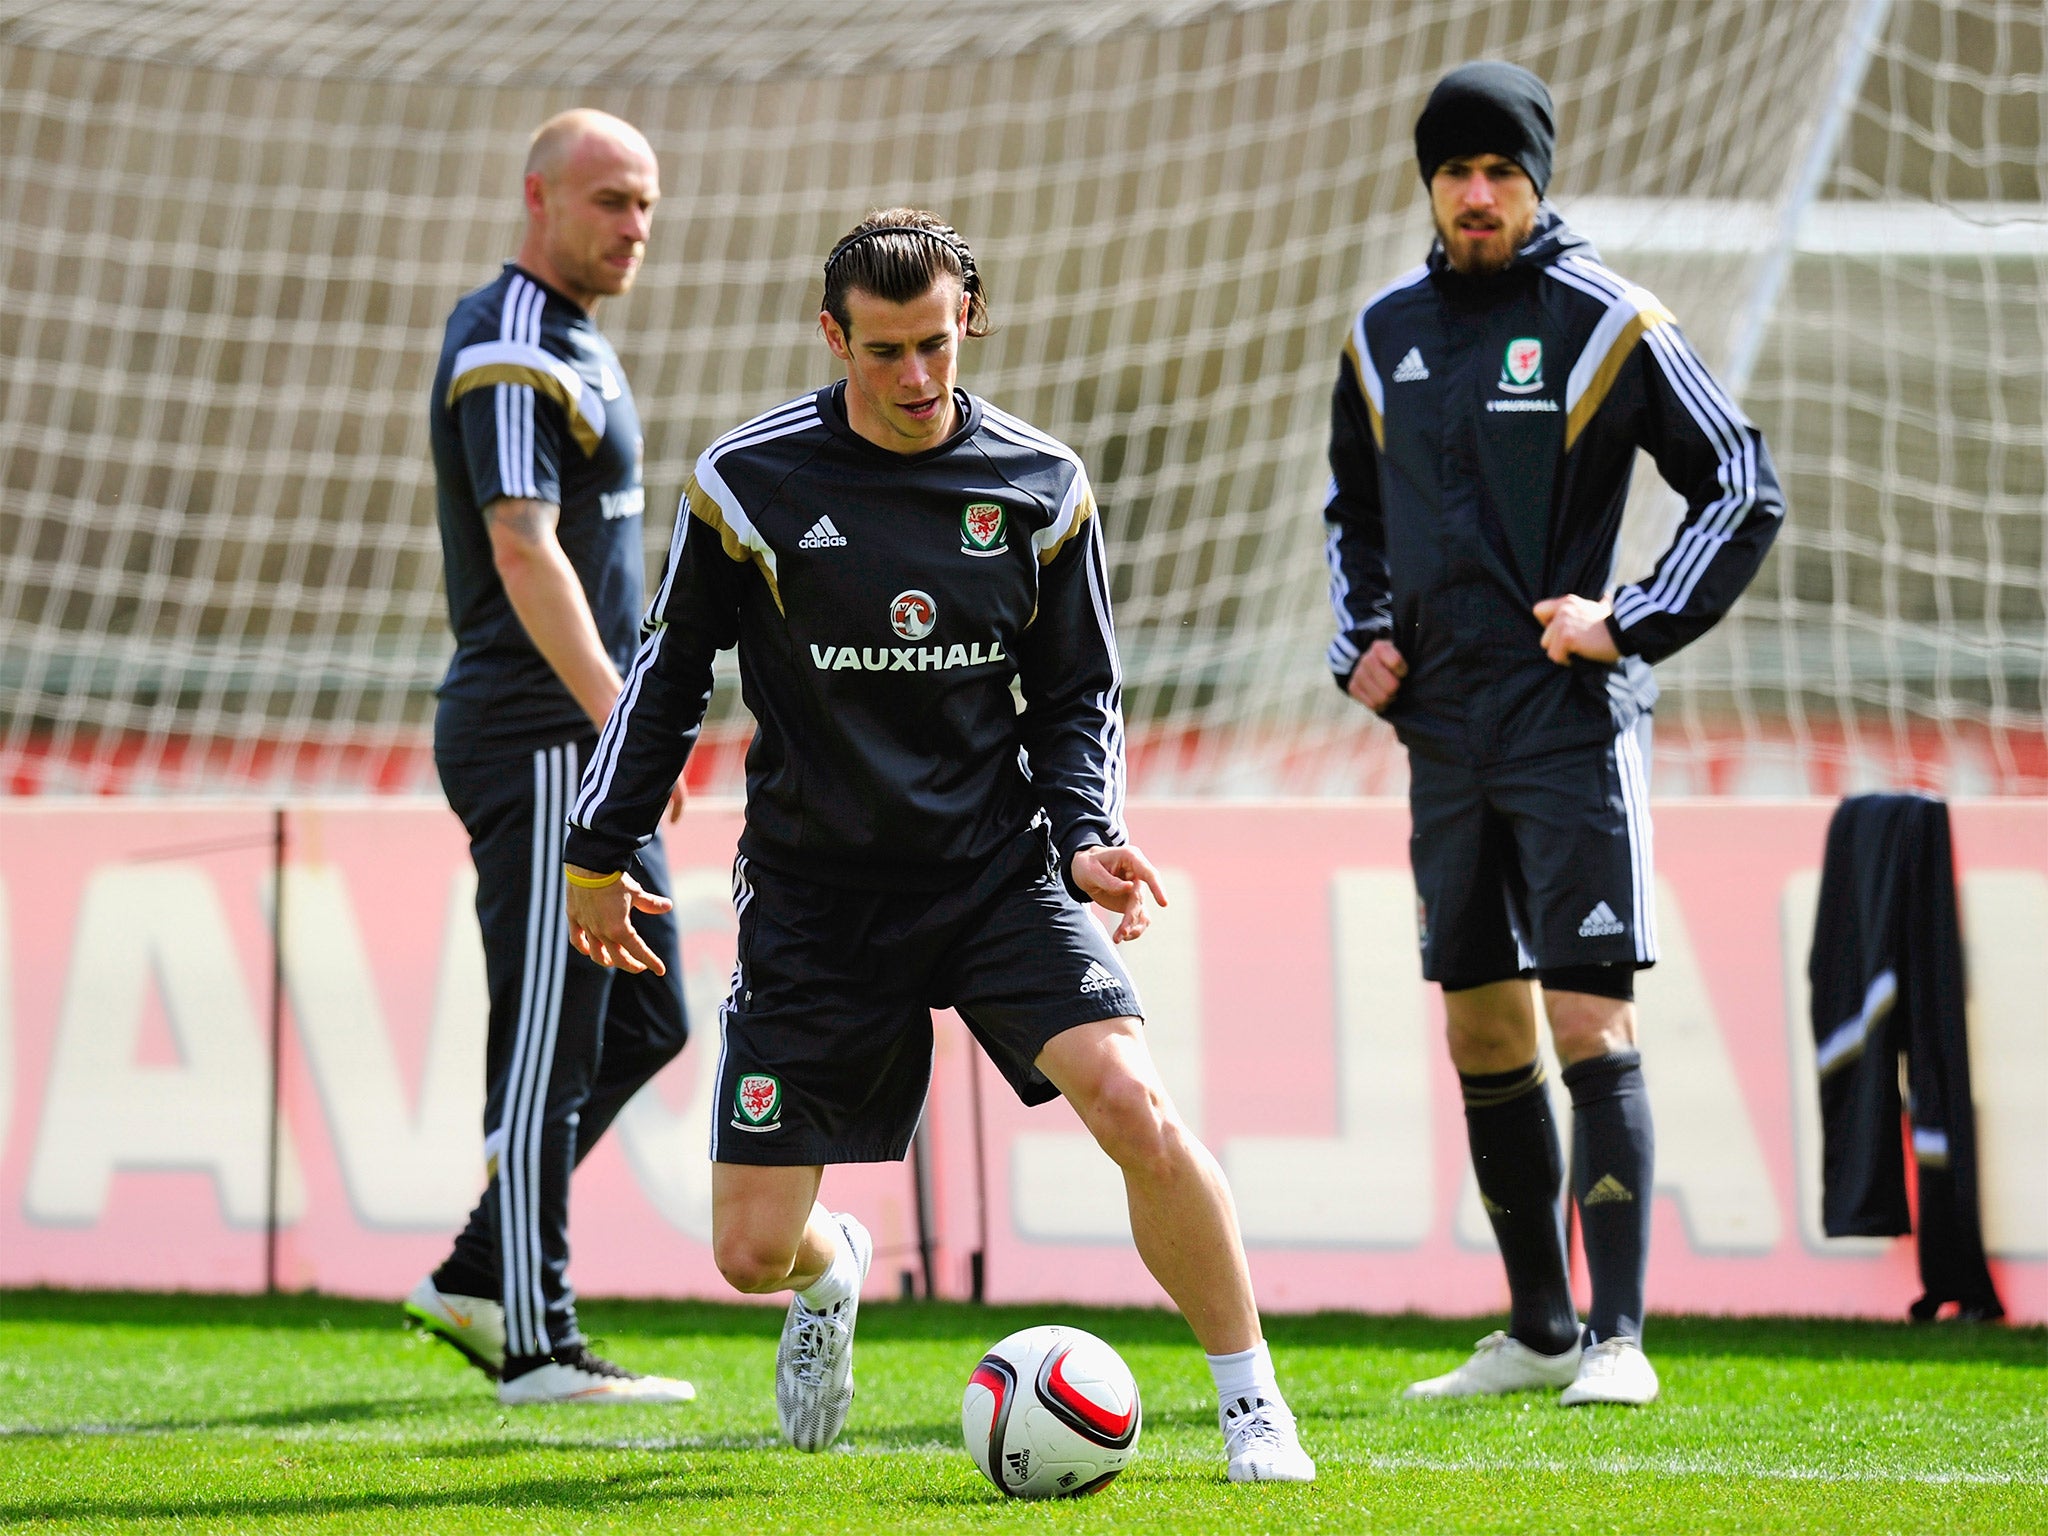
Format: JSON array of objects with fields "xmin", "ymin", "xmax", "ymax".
[
  {"xmin": 566, "ymin": 382, "xmax": 1128, "ymax": 897},
  {"xmin": 1324, "ymin": 209, "xmax": 1785, "ymax": 765}
]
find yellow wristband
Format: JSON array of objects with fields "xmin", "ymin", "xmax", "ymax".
[{"xmin": 563, "ymin": 867, "xmax": 624, "ymax": 890}]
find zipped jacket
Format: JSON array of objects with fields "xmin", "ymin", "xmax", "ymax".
[
  {"xmin": 1323, "ymin": 209, "xmax": 1784, "ymax": 764},
  {"xmin": 565, "ymin": 383, "xmax": 1127, "ymax": 897}
]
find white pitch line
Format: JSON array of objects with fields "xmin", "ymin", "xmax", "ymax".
[
  {"xmin": 1336, "ymin": 1450, "xmax": 2046, "ymax": 1488},
  {"xmin": 6, "ymin": 1424, "xmax": 2041, "ymax": 1488}
]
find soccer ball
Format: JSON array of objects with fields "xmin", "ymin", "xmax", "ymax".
[{"xmin": 961, "ymin": 1325, "xmax": 1141, "ymax": 1499}]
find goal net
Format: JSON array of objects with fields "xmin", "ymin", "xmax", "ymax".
[{"xmin": 0, "ymin": 0, "xmax": 2040, "ymax": 796}]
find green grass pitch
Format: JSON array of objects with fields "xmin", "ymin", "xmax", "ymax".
[{"xmin": 1, "ymin": 1290, "xmax": 2040, "ymax": 1533}]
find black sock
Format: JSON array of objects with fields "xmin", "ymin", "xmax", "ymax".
[
  {"xmin": 1564, "ymin": 1049, "xmax": 1655, "ymax": 1343},
  {"xmin": 1461, "ymin": 1060, "xmax": 1579, "ymax": 1356},
  {"xmin": 431, "ymin": 1259, "xmax": 498, "ymax": 1301}
]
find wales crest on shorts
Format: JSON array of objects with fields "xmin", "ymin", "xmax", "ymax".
[
  {"xmin": 961, "ymin": 501, "xmax": 1008, "ymax": 556},
  {"xmin": 733, "ymin": 1073, "xmax": 782, "ymax": 1131}
]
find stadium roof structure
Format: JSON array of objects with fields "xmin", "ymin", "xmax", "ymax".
[{"xmin": 0, "ymin": 0, "xmax": 1274, "ymax": 84}]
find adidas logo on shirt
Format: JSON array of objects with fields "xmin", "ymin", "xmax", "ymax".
[
  {"xmin": 1577, "ymin": 901, "xmax": 1626, "ymax": 938},
  {"xmin": 797, "ymin": 515, "xmax": 847, "ymax": 549},
  {"xmin": 1078, "ymin": 961, "xmax": 1120, "ymax": 994},
  {"xmin": 1391, "ymin": 347, "xmax": 1430, "ymax": 382}
]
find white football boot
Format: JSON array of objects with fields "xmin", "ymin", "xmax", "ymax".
[
  {"xmin": 1403, "ymin": 1330, "xmax": 1582, "ymax": 1399},
  {"xmin": 403, "ymin": 1276, "xmax": 505, "ymax": 1380},
  {"xmin": 1560, "ymin": 1336, "xmax": 1660, "ymax": 1406},
  {"xmin": 1221, "ymin": 1393, "xmax": 1317, "ymax": 1483},
  {"xmin": 497, "ymin": 1344, "xmax": 696, "ymax": 1406},
  {"xmin": 775, "ymin": 1212, "xmax": 873, "ymax": 1452}
]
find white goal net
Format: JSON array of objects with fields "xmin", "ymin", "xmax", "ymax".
[{"xmin": 0, "ymin": 0, "xmax": 2040, "ymax": 796}]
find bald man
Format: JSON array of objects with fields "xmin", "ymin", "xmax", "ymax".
[{"xmin": 406, "ymin": 110, "xmax": 695, "ymax": 1406}]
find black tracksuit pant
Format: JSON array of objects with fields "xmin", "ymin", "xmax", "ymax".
[
  {"xmin": 1811, "ymin": 792, "xmax": 2001, "ymax": 1320},
  {"xmin": 436, "ymin": 737, "xmax": 688, "ymax": 1358}
]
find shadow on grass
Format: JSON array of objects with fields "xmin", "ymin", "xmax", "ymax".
[
  {"xmin": 0, "ymin": 1471, "xmax": 743, "ymax": 1525},
  {"xmin": 5, "ymin": 1289, "xmax": 2039, "ymax": 1368},
  {"xmin": 1, "ymin": 1394, "xmax": 486, "ymax": 1437},
  {"xmin": 1259, "ymin": 1310, "xmax": 2045, "ymax": 1368}
]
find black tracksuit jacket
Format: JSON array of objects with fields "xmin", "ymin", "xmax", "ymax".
[
  {"xmin": 565, "ymin": 384, "xmax": 1127, "ymax": 898},
  {"xmin": 1324, "ymin": 209, "xmax": 1785, "ymax": 765}
]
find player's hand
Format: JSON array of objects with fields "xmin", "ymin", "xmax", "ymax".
[
  {"xmin": 1345, "ymin": 638, "xmax": 1408, "ymax": 712},
  {"xmin": 565, "ymin": 866, "xmax": 674, "ymax": 974},
  {"xmin": 666, "ymin": 779, "xmax": 687, "ymax": 823},
  {"xmin": 1071, "ymin": 843, "xmax": 1169, "ymax": 944},
  {"xmin": 1533, "ymin": 595, "xmax": 1621, "ymax": 665}
]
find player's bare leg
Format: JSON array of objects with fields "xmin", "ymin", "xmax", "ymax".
[
  {"xmin": 712, "ymin": 1163, "xmax": 872, "ymax": 1450},
  {"xmin": 1036, "ymin": 1018, "xmax": 1254, "ymax": 1349},
  {"xmin": 1543, "ymin": 989, "xmax": 1635, "ymax": 1063},
  {"xmin": 1443, "ymin": 977, "xmax": 1540, "ymax": 1073},
  {"xmin": 1036, "ymin": 1017, "xmax": 1313, "ymax": 1483},
  {"xmin": 711, "ymin": 1164, "xmax": 832, "ymax": 1293}
]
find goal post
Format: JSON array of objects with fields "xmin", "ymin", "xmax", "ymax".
[{"xmin": 0, "ymin": 0, "xmax": 2039, "ymax": 795}]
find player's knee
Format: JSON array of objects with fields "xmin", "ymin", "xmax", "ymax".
[
  {"xmin": 1549, "ymin": 1007, "xmax": 1636, "ymax": 1065},
  {"xmin": 713, "ymin": 1231, "xmax": 799, "ymax": 1294},
  {"xmin": 1083, "ymin": 1071, "xmax": 1180, "ymax": 1175},
  {"xmin": 1443, "ymin": 980, "xmax": 1539, "ymax": 1071},
  {"xmin": 1540, "ymin": 975, "xmax": 1636, "ymax": 1062},
  {"xmin": 1445, "ymin": 1014, "xmax": 1527, "ymax": 1072}
]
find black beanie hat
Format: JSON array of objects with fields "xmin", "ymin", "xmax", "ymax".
[{"xmin": 1415, "ymin": 61, "xmax": 1556, "ymax": 196}]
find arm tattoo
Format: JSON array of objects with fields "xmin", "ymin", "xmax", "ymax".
[{"xmin": 485, "ymin": 497, "xmax": 561, "ymax": 546}]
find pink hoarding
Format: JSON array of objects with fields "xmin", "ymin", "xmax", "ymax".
[{"xmin": 1, "ymin": 799, "xmax": 2041, "ymax": 1322}]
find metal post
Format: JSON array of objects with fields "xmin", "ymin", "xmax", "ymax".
[
  {"xmin": 967, "ymin": 1050, "xmax": 988, "ymax": 1304},
  {"xmin": 1725, "ymin": 0, "xmax": 1894, "ymax": 395},
  {"xmin": 264, "ymin": 805, "xmax": 286, "ymax": 1294},
  {"xmin": 909, "ymin": 1112, "xmax": 938, "ymax": 1301}
]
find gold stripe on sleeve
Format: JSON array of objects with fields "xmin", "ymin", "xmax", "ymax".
[
  {"xmin": 1036, "ymin": 488, "xmax": 1096, "ymax": 566},
  {"xmin": 1343, "ymin": 332, "xmax": 1383, "ymax": 451},
  {"xmin": 1566, "ymin": 304, "xmax": 1673, "ymax": 452},
  {"xmin": 686, "ymin": 476, "xmax": 783, "ymax": 613},
  {"xmin": 447, "ymin": 364, "xmax": 602, "ymax": 456}
]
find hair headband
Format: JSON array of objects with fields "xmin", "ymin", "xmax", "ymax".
[{"xmin": 823, "ymin": 223, "xmax": 977, "ymax": 286}]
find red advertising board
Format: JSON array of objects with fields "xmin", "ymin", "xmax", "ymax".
[{"xmin": 1, "ymin": 799, "xmax": 2041, "ymax": 1323}]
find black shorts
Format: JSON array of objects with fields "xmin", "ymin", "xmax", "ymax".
[
  {"xmin": 1408, "ymin": 724, "xmax": 1657, "ymax": 992},
  {"xmin": 709, "ymin": 823, "xmax": 1143, "ymax": 1165}
]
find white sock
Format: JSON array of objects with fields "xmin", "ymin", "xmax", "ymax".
[
  {"xmin": 1206, "ymin": 1340, "xmax": 1281, "ymax": 1411},
  {"xmin": 796, "ymin": 1217, "xmax": 856, "ymax": 1311}
]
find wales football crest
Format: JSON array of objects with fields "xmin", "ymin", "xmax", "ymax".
[
  {"xmin": 961, "ymin": 501, "xmax": 1008, "ymax": 556},
  {"xmin": 1498, "ymin": 337, "xmax": 1544, "ymax": 394},
  {"xmin": 733, "ymin": 1073, "xmax": 782, "ymax": 1131}
]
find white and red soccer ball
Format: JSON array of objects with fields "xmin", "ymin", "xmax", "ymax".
[{"xmin": 961, "ymin": 1325, "xmax": 1141, "ymax": 1499}]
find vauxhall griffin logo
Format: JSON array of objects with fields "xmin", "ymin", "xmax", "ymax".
[
  {"xmin": 1498, "ymin": 336, "xmax": 1544, "ymax": 394},
  {"xmin": 890, "ymin": 590, "xmax": 937, "ymax": 640}
]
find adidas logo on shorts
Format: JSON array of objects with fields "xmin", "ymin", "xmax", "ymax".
[
  {"xmin": 1577, "ymin": 901, "xmax": 1626, "ymax": 938},
  {"xmin": 1391, "ymin": 346, "xmax": 1430, "ymax": 382},
  {"xmin": 798, "ymin": 515, "xmax": 847, "ymax": 549},
  {"xmin": 1078, "ymin": 961, "xmax": 1119, "ymax": 994}
]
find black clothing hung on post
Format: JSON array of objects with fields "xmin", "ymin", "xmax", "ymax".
[{"xmin": 1809, "ymin": 792, "xmax": 2003, "ymax": 1321}]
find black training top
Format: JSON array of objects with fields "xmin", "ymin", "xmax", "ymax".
[
  {"xmin": 566, "ymin": 382, "xmax": 1129, "ymax": 898},
  {"xmin": 429, "ymin": 263, "xmax": 647, "ymax": 761},
  {"xmin": 1323, "ymin": 208, "xmax": 1785, "ymax": 765}
]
